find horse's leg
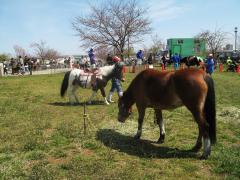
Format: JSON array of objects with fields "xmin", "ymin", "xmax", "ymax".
[
  {"xmin": 154, "ymin": 109, "xmax": 165, "ymax": 144},
  {"xmin": 73, "ymin": 86, "xmax": 80, "ymax": 104},
  {"xmin": 191, "ymin": 124, "xmax": 202, "ymax": 152},
  {"xmin": 192, "ymin": 110, "xmax": 211, "ymax": 159},
  {"xmin": 87, "ymin": 90, "xmax": 97, "ymax": 104},
  {"xmin": 68, "ymin": 84, "xmax": 79, "ymax": 105},
  {"xmin": 134, "ymin": 105, "xmax": 146, "ymax": 140},
  {"xmin": 99, "ymin": 87, "xmax": 109, "ymax": 105}
]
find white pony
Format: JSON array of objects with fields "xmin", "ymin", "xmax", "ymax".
[{"xmin": 60, "ymin": 63, "xmax": 123, "ymax": 105}]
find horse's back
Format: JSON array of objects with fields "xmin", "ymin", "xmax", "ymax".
[
  {"xmin": 173, "ymin": 69, "xmax": 209, "ymax": 109},
  {"xmin": 132, "ymin": 69, "xmax": 178, "ymax": 108},
  {"xmin": 131, "ymin": 68, "xmax": 208, "ymax": 109},
  {"xmin": 174, "ymin": 68, "xmax": 207, "ymax": 84}
]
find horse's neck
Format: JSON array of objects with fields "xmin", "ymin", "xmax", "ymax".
[{"xmin": 123, "ymin": 84, "xmax": 135, "ymax": 106}]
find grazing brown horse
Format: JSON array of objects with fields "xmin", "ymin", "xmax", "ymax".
[{"xmin": 118, "ymin": 68, "xmax": 216, "ymax": 159}]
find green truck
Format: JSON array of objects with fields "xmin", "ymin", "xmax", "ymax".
[{"xmin": 167, "ymin": 38, "xmax": 206, "ymax": 58}]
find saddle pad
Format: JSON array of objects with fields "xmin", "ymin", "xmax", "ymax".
[{"xmin": 79, "ymin": 71, "xmax": 102, "ymax": 78}]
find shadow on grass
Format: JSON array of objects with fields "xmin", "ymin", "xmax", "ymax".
[
  {"xmin": 96, "ymin": 129, "xmax": 198, "ymax": 159},
  {"xmin": 49, "ymin": 100, "xmax": 105, "ymax": 106}
]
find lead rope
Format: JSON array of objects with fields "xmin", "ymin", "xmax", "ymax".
[
  {"xmin": 83, "ymin": 72, "xmax": 96, "ymax": 135},
  {"xmin": 83, "ymin": 74, "xmax": 89, "ymax": 135}
]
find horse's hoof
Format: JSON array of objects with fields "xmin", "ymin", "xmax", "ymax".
[
  {"xmin": 133, "ymin": 135, "xmax": 140, "ymax": 140},
  {"xmin": 157, "ymin": 135, "xmax": 165, "ymax": 144},
  {"xmin": 200, "ymin": 154, "xmax": 208, "ymax": 160},
  {"xmin": 157, "ymin": 139, "xmax": 164, "ymax": 144}
]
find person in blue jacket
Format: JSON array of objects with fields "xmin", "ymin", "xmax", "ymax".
[
  {"xmin": 172, "ymin": 53, "xmax": 180, "ymax": 70},
  {"xmin": 206, "ymin": 54, "xmax": 215, "ymax": 75},
  {"xmin": 136, "ymin": 50, "xmax": 144, "ymax": 65},
  {"xmin": 88, "ymin": 48, "xmax": 97, "ymax": 87},
  {"xmin": 88, "ymin": 48, "xmax": 96, "ymax": 69}
]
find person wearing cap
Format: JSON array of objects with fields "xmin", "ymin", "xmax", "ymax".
[
  {"xmin": 107, "ymin": 55, "xmax": 124, "ymax": 103},
  {"xmin": 206, "ymin": 54, "xmax": 215, "ymax": 75},
  {"xmin": 88, "ymin": 48, "xmax": 96, "ymax": 69},
  {"xmin": 88, "ymin": 48, "xmax": 97, "ymax": 87}
]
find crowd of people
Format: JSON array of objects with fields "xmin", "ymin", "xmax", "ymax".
[
  {"xmin": 2, "ymin": 47, "xmax": 238, "ymax": 78},
  {"xmin": 132, "ymin": 50, "xmax": 239, "ymax": 75},
  {"xmin": 6, "ymin": 56, "xmax": 35, "ymax": 75},
  {"xmin": 2, "ymin": 56, "xmax": 71, "ymax": 76}
]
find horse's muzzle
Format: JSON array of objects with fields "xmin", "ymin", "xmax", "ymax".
[{"xmin": 118, "ymin": 114, "xmax": 126, "ymax": 123}]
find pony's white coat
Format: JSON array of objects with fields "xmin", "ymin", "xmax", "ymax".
[{"xmin": 67, "ymin": 65, "xmax": 116, "ymax": 104}]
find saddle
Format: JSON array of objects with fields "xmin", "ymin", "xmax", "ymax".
[{"xmin": 80, "ymin": 68, "xmax": 101, "ymax": 89}]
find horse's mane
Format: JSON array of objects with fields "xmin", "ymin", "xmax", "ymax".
[{"xmin": 123, "ymin": 70, "xmax": 145, "ymax": 104}]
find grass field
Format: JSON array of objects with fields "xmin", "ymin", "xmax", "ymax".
[{"xmin": 0, "ymin": 67, "xmax": 240, "ymax": 179}]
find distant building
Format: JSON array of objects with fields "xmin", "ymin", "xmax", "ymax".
[{"xmin": 167, "ymin": 38, "xmax": 206, "ymax": 58}]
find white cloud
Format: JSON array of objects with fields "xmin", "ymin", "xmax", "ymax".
[{"xmin": 145, "ymin": 0, "xmax": 191, "ymax": 22}]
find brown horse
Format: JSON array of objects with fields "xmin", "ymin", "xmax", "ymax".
[{"xmin": 118, "ymin": 68, "xmax": 216, "ymax": 159}]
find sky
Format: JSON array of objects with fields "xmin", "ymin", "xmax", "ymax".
[{"xmin": 0, "ymin": 0, "xmax": 239, "ymax": 56}]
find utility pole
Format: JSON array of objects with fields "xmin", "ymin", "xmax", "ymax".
[{"xmin": 234, "ymin": 27, "xmax": 238, "ymax": 52}]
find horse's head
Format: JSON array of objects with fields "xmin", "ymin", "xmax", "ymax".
[
  {"xmin": 118, "ymin": 95, "xmax": 132, "ymax": 123},
  {"xmin": 113, "ymin": 62, "xmax": 124, "ymax": 81}
]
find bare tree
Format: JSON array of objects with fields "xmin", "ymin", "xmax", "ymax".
[
  {"xmin": 45, "ymin": 49, "xmax": 60, "ymax": 61},
  {"xmin": 151, "ymin": 34, "xmax": 165, "ymax": 52},
  {"xmin": 30, "ymin": 41, "xmax": 47, "ymax": 63},
  {"xmin": 94, "ymin": 45, "xmax": 111, "ymax": 63},
  {"xmin": 143, "ymin": 34, "xmax": 165, "ymax": 63},
  {"xmin": 72, "ymin": 0, "xmax": 151, "ymax": 59},
  {"xmin": 13, "ymin": 45, "xmax": 27, "ymax": 58},
  {"xmin": 31, "ymin": 41, "xmax": 60, "ymax": 64},
  {"xmin": 196, "ymin": 28, "xmax": 227, "ymax": 57}
]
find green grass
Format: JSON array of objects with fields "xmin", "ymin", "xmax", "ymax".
[{"xmin": 0, "ymin": 68, "xmax": 239, "ymax": 179}]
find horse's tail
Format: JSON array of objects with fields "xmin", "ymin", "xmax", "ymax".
[
  {"xmin": 204, "ymin": 75, "xmax": 216, "ymax": 144},
  {"xmin": 61, "ymin": 71, "xmax": 71, "ymax": 97}
]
